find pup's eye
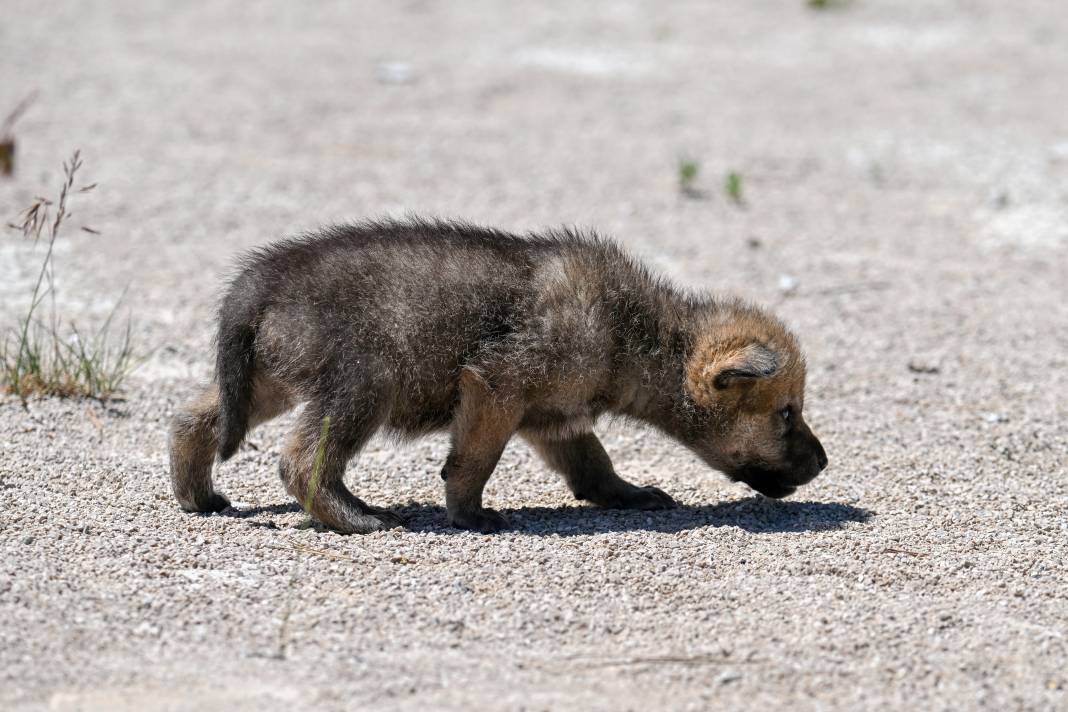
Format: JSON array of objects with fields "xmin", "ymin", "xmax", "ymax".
[{"xmin": 780, "ymin": 407, "xmax": 792, "ymax": 423}]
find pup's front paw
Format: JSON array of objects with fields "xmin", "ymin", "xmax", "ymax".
[
  {"xmin": 370, "ymin": 509, "xmax": 408, "ymax": 529},
  {"xmin": 449, "ymin": 507, "xmax": 509, "ymax": 533},
  {"xmin": 611, "ymin": 484, "xmax": 677, "ymax": 510}
]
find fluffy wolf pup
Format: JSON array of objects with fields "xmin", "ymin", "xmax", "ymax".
[{"xmin": 169, "ymin": 218, "xmax": 827, "ymax": 533}]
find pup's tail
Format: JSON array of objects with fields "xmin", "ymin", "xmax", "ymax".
[{"xmin": 215, "ymin": 280, "xmax": 261, "ymax": 461}]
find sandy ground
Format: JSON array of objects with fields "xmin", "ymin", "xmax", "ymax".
[{"xmin": 2, "ymin": 1, "xmax": 1067, "ymax": 709}]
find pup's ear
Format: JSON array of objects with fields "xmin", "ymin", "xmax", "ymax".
[
  {"xmin": 711, "ymin": 343, "xmax": 778, "ymax": 389},
  {"xmin": 687, "ymin": 341, "xmax": 779, "ymax": 405}
]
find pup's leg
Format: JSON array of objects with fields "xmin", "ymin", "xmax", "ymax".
[
  {"xmin": 524, "ymin": 431, "xmax": 676, "ymax": 510},
  {"xmin": 170, "ymin": 386, "xmax": 228, "ymax": 512},
  {"xmin": 442, "ymin": 371, "xmax": 523, "ymax": 533},
  {"xmin": 170, "ymin": 377, "xmax": 294, "ymax": 513},
  {"xmin": 279, "ymin": 403, "xmax": 403, "ymax": 534}
]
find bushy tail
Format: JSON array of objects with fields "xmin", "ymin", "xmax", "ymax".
[{"xmin": 215, "ymin": 286, "xmax": 260, "ymax": 461}]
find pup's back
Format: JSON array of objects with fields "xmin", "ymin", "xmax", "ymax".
[{"xmin": 232, "ymin": 220, "xmax": 581, "ymax": 357}]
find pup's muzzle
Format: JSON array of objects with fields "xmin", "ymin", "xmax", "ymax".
[{"xmin": 737, "ymin": 435, "xmax": 828, "ymax": 499}]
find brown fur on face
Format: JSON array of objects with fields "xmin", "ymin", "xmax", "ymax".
[
  {"xmin": 683, "ymin": 308, "xmax": 826, "ymax": 498},
  {"xmin": 168, "ymin": 218, "xmax": 827, "ymax": 534}
]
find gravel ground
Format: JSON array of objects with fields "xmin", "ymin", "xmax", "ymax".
[{"xmin": 2, "ymin": 1, "xmax": 1067, "ymax": 710}]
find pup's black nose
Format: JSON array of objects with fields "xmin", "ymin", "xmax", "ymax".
[{"xmin": 815, "ymin": 440, "xmax": 828, "ymax": 471}]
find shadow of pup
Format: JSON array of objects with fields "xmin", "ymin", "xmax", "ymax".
[{"xmin": 218, "ymin": 497, "xmax": 871, "ymax": 536}]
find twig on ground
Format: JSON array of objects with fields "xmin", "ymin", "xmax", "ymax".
[
  {"xmin": 881, "ymin": 547, "xmax": 926, "ymax": 558},
  {"xmin": 807, "ymin": 281, "xmax": 892, "ymax": 297},
  {"xmin": 564, "ymin": 652, "xmax": 758, "ymax": 670}
]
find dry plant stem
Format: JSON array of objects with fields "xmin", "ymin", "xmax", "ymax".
[
  {"xmin": 304, "ymin": 416, "xmax": 332, "ymax": 513},
  {"xmin": 15, "ymin": 152, "xmax": 82, "ymax": 328},
  {"xmin": 1, "ymin": 91, "xmax": 37, "ymax": 138},
  {"xmin": 273, "ymin": 415, "xmax": 331, "ymax": 660},
  {"xmin": 274, "ymin": 564, "xmax": 299, "ymax": 660},
  {"xmin": 8, "ymin": 153, "xmax": 81, "ymax": 400}
]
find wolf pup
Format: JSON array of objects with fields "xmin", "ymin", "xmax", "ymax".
[{"xmin": 170, "ymin": 218, "xmax": 827, "ymax": 533}]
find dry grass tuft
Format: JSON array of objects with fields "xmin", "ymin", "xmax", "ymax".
[{"xmin": 2, "ymin": 150, "xmax": 139, "ymax": 402}]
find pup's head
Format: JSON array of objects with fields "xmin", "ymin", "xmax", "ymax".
[{"xmin": 680, "ymin": 307, "xmax": 827, "ymax": 498}]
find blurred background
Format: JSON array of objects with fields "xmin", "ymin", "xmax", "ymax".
[
  {"xmin": 2, "ymin": 2, "xmax": 1066, "ymax": 709},
  {"xmin": 3, "ymin": 0, "xmax": 1065, "ymax": 417}
]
